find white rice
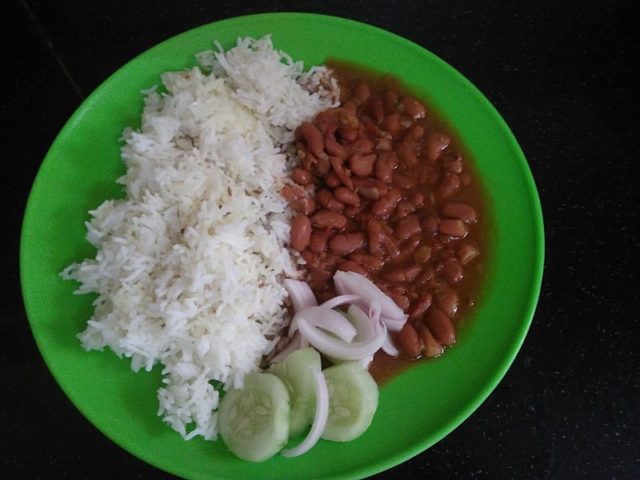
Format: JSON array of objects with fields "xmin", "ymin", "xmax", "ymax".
[{"xmin": 61, "ymin": 36, "xmax": 337, "ymax": 440}]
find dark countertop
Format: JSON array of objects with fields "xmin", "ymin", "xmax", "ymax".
[{"xmin": 2, "ymin": 1, "xmax": 638, "ymax": 478}]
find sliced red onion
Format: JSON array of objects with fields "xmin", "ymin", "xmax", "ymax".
[
  {"xmin": 297, "ymin": 316, "xmax": 386, "ymax": 361},
  {"xmin": 359, "ymin": 355, "xmax": 374, "ymax": 369},
  {"xmin": 347, "ymin": 304, "xmax": 378, "ymax": 341},
  {"xmin": 368, "ymin": 300, "xmax": 382, "ymax": 325},
  {"xmin": 284, "ymin": 279, "xmax": 318, "ymax": 313},
  {"xmin": 380, "ymin": 315, "xmax": 407, "ymax": 332},
  {"xmin": 381, "ymin": 334, "xmax": 400, "ymax": 357},
  {"xmin": 334, "ymin": 270, "xmax": 408, "ymax": 323},
  {"xmin": 281, "ymin": 371, "xmax": 329, "ymax": 457},
  {"xmin": 320, "ymin": 294, "xmax": 360, "ymax": 311},
  {"xmin": 270, "ymin": 332, "xmax": 302, "ymax": 365},
  {"xmin": 295, "ymin": 306, "xmax": 357, "ymax": 343}
]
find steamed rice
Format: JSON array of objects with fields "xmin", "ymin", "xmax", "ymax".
[{"xmin": 61, "ymin": 36, "xmax": 337, "ymax": 440}]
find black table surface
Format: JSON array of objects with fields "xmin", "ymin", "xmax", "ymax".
[{"xmin": 3, "ymin": 1, "xmax": 639, "ymax": 478}]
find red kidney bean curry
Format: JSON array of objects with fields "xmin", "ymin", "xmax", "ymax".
[{"xmin": 284, "ymin": 61, "xmax": 488, "ymax": 382}]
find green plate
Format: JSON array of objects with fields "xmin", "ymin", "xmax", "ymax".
[{"xmin": 20, "ymin": 12, "xmax": 544, "ymax": 480}]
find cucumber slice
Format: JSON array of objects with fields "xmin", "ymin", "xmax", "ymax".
[
  {"xmin": 321, "ymin": 362, "xmax": 379, "ymax": 442},
  {"xmin": 269, "ymin": 347, "xmax": 322, "ymax": 436},
  {"xmin": 218, "ymin": 373, "xmax": 290, "ymax": 462}
]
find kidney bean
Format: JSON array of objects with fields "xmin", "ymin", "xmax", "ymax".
[
  {"xmin": 329, "ymin": 156, "xmax": 353, "ymax": 190},
  {"xmin": 424, "ymin": 307, "xmax": 456, "ymax": 346},
  {"xmin": 410, "ymin": 192, "xmax": 425, "ymax": 207},
  {"xmin": 442, "ymin": 258, "xmax": 464, "ymax": 284},
  {"xmin": 314, "ymin": 111, "xmax": 338, "ymax": 133},
  {"xmin": 383, "ymin": 89, "xmax": 399, "ymax": 113},
  {"xmin": 443, "ymin": 202, "xmax": 477, "ymax": 224},
  {"xmin": 438, "ymin": 219, "xmax": 468, "ymax": 238},
  {"xmin": 290, "ymin": 215, "xmax": 311, "ymax": 252},
  {"xmin": 349, "ymin": 154, "xmax": 377, "ymax": 176},
  {"xmin": 352, "ymin": 176, "xmax": 388, "ymax": 194},
  {"xmin": 334, "ymin": 108, "xmax": 359, "ymax": 129},
  {"xmin": 416, "ymin": 266, "xmax": 435, "ymax": 286},
  {"xmin": 281, "ymin": 183, "xmax": 306, "ymax": 201},
  {"xmin": 460, "ymin": 173, "xmax": 472, "ymax": 186},
  {"xmin": 371, "ymin": 189, "xmax": 402, "ymax": 217},
  {"xmin": 382, "ymin": 113, "xmax": 401, "ymax": 135},
  {"xmin": 437, "ymin": 173, "xmax": 461, "ymax": 198},
  {"xmin": 356, "ymin": 186, "xmax": 379, "ymax": 200},
  {"xmin": 375, "ymin": 138, "xmax": 393, "ymax": 151},
  {"xmin": 329, "ymin": 232, "xmax": 365, "ymax": 255},
  {"xmin": 369, "ymin": 98, "xmax": 385, "ymax": 124},
  {"xmin": 337, "ymin": 260, "xmax": 369, "ymax": 276},
  {"xmin": 382, "ymin": 264, "xmax": 421, "ymax": 282},
  {"xmin": 392, "ymin": 172, "xmax": 417, "ymax": 190},
  {"xmin": 298, "ymin": 149, "xmax": 315, "ymax": 171},
  {"xmin": 325, "ymin": 138, "xmax": 348, "ymax": 159},
  {"xmin": 353, "ymin": 82, "xmax": 371, "ymax": 104},
  {"xmin": 350, "ymin": 136, "xmax": 374, "ymax": 155},
  {"xmin": 325, "ymin": 171, "xmax": 341, "ymax": 187},
  {"xmin": 342, "ymin": 100, "xmax": 357, "ymax": 115},
  {"xmin": 374, "ymin": 157, "xmax": 394, "ymax": 184},
  {"xmin": 292, "ymin": 168, "xmax": 313, "ymax": 185},
  {"xmin": 300, "ymin": 249, "xmax": 318, "ymax": 266},
  {"xmin": 457, "ymin": 243, "xmax": 480, "ymax": 265},
  {"xmin": 361, "ymin": 119, "xmax": 383, "ymax": 139},
  {"xmin": 441, "ymin": 247, "xmax": 456, "ymax": 261},
  {"xmin": 384, "ymin": 234, "xmax": 418, "ymax": 266},
  {"xmin": 308, "ymin": 267, "xmax": 332, "ymax": 290},
  {"xmin": 343, "ymin": 205, "xmax": 362, "ymax": 219},
  {"xmin": 425, "ymin": 132, "xmax": 451, "ymax": 160},
  {"xmin": 309, "ymin": 230, "xmax": 329, "ymax": 253},
  {"xmin": 444, "ymin": 154, "xmax": 464, "ymax": 174},
  {"xmin": 313, "ymin": 155, "xmax": 330, "ymax": 176},
  {"xmin": 401, "ymin": 97, "xmax": 426, "ymax": 119},
  {"xmin": 299, "ymin": 122, "xmax": 326, "ymax": 159},
  {"xmin": 393, "ymin": 200, "xmax": 416, "ymax": 220},
  {"xmin": 404, "ymin": 124, "xmax": 425, "ymax": 143},
  {"xmin": 418, "ymin": 325, "xmax": 444, "ymax": 357},
  {"xmin": 399, "ymin": 115, "xmax": 413, "ymax": 129},
  {"xmin": 382, "ymin": 234, "xmax": 400, "ymax": 260},
  {"xmin": 437, "ymin": 290, "xmax": 459, "ymax": 318},
  {"xmin": 311, "ymin": 210, "xmax": 347, "ymax": 230},
  {"xmin": 422, "ymin": 216, "xmax": 440, "ymax": 235},
  {"xmin": 414, "ymin": 245, "xmax": 432, "ymax": 264},
  {"xmin": 337, "ymin": 127, "xmax": 358, "ymax": 143},
  {"xmin": 388, "ymin": 288, "xmax": 410, "ymax": 312},
  {"xmin": 367, "ymin": 218, "xmax": 385, "ymax": 256},
  {"xmin": 349, "ymin": 252, "xmax": 385, "ymax": 271},
  {"xmin": 316, "ymin": 189, "xmax": 344, "ymax": 211},
  {"xmin": 291, "ymin": 196, "xmax": 316, "ymax": 215},
  {"xmin": 324, "ymin": 123, "xmax": 338, "ymax": 143},
  {"xmin": 395, "ymin": 214, "xmax": 422, "ymax": 241},
  {"xmin": 378, "ymin": 150, "xmax": 399, "ymax": 168},
  {"xmin": 334, "ymin": 186, "xmax": 360, "ymax": 206},
  {"xmin": 409, "ymin": 293, "xmax": 433, "ymax": 320},
  {"xmin": 395, "ymin": 142, "xmax": 418, "ymax": 167},
  {"xmin": 396, "ymin": 323, "xmax": 421, "ymax": 358}
]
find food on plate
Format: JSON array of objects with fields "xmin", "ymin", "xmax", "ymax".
[
  {"xmin": 321, "ymin": 362, "xmax": 379, "ymax": 442},
  {"xmin": 269, "ymin": 347, "xmax": 322, "ymax": 436},
  {"xmin": 218, "ymin": 372, "xmax": 291, "ymax": 462},
  {"xmin": 61, "ymin": 34, "xmax": 486, "ymax": 462},
  {"xmin": 284, "ymin": 61, "xmax": 486, "ymax": 379},
  {"xmin": 60, "ymin": 36, "xmax": 337, "ymax": 442}
]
